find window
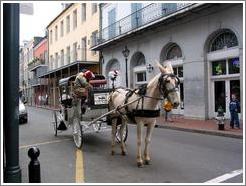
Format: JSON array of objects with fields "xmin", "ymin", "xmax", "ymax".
[
  {"xmin": 228, "ymin": 57, "xmax": 240, "ymax": 74},
  {"xmin": 81, "ymin": 3, "xmax": 86, "ymax": 22},
  {"xmin": 55, "ymin": 25, "xmax": 58, "ymax": 41},
  {"xmin": 91, "ymin": 30, "xmax": 98, "ymax": 55},
  {"xmin": 50, "ymin": 30, "xmax": 53, "ymax": 44},
  {"xmin": 66, "ymin": 46, "xmax": 70, "ymax": 64},
  {"xmin": 210, "ymin": 30, "xmax": 238, "ymax": 52},
  {"xmin": 173, "ymin": 66, "xmax": 183, "ymax": 77},
  {"xmin": 66, "ymin": 15, "xmax": 70, "ymax": 33},
  {"xmin": 136, "ymin": 72, "xmax": 146, "ymax": 83},
  {"xmin": 60, "ymin": 50, "xmax": 64, "ymax": 66},
  {"xmin": 50, "ymin": 55, "xmax": 53, "ymax": 69},
  {"xmin": 55, "ymin": 53, "xmax": 58, "ymax": 68},
  {"xmin": 91, "ymin": 30, "xmax": 98, "ymax": 46},
  {"xmin": 60, "ymin": 20, "xmax": 64, "ymax": 37},
  {"xmin": 73, "ymin": 9, "xmax": 77, "ymax": 29},
  {"xmin": 212, "ymin": 60, "xmax": 226, "ymax": 76},
  {"xmin": 92, "ymin": 3, "xmax": 97, "ymax": 14},
  {"xmin": 81, "ymin": 37, "xmax": 87, "ymax": 61},
  {"xmin": 166, "ymin": 44, "xmax": 182, "ymax": 60},
  {"xmin": 73, "ymin": 42, "xmax": 77, "ymax": 62}
]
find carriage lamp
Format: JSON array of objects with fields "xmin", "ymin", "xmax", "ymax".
[
  {"xmin": 122, "ymin": 46, "xmax": 130, "ymax": 87},
  {"xmin": 146, "ymin": 63, "xmax": 154, "ymax": 73}
]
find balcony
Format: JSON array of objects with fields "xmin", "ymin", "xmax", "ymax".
[
  {"xmin": 29, "ymin": 77, "xmax": 48, "ymax": 87},
  {"xmin": 28, "ymin": 58, "xmax": 46, "ymax": 71},
  {"xmin": 91, "ymin": 3, "xmax": 194, "ymax": 49}
]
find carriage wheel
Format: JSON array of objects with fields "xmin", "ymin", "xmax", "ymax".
[
  {"xmin": 72, "ymin": 117, "xmax": 83, "ymax": 149},
  {"xmin": 53, "ymin": 111, "xmax": 58, "ymax": 136},
  {"xmin": 116, "ymin": 124, "xmax": 128, "ymax": 143}
]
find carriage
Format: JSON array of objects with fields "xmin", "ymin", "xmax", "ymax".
[{"xmin": 52, "ymin": 74, "xmax": 128, "ymax": 148}]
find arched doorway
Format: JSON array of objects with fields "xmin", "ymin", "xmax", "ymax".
[
  {"xmin": 130, "ymin": 52, "xmax": 146, "ymax": 88},
  {"xmin": 105, "ymin": 59, "xmax": 121, "ymax": 88},
  {"xmin": 206, "ymin": 29, "xmax": 240, "ymax": 119},
  {"xmin": 160, "ymin": 43, "xmax": 184, "ymax": 115}
]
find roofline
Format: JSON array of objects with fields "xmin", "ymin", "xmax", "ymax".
[
  {"xmin": 46, "ymin": 3, "xmax": 74, "ymax": 29},
  {"xmin": 38, "ymin": 60, "xmax": 99, "ymax": 78}
]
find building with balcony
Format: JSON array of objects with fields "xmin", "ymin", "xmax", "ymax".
[
  {"xmin": 91, "ymin": 3, "xmax": 243, "ymax": 120},
  {"xmin": 40, "ymin": 3, "xmax": 100, "ymax": 107},
  {"xmin": 20, "ymin": 37, "xmax": 43, "ymax": 105},
  {"xmin": 29, "ymin": 36, "xmax": 49, "ymax": 106}
]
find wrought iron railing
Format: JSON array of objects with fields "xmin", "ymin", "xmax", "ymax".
[
  {"xmin": 92, "ymin": 3, "xmax": 193, "ymax": 47},
  {"xmin": 28, "ymin": 58, "xmax": 46, "ymax": 70}
]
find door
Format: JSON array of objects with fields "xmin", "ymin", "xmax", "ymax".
[
  {"xmin": 131, "ymin": 3, "xmax": 142, "ymax": 28},
  {"xmin": 108, "ymin": 8, "xmax": 116, "ymax": 39},
  {"xmin": 213, "ymin": 79, "xmax": 240, "ymax": 118}
]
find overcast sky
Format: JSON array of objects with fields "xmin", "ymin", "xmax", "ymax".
[{"xmin": 20, "ymin": 2, "xmax": 63, "ymax": 45}]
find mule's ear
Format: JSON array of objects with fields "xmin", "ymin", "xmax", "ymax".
[{"xmin": 157, "ymin": 63, "xmax": 166, "ymax": 74}]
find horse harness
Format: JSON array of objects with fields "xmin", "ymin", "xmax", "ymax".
[{"xmin": 118, "ymin": 73, "xmax": 180, "ymax": 122}]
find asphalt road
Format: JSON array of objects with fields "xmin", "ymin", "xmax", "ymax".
[{"xmin": 19, "ymin": 106, "xmax": 243, "ymax": 183}]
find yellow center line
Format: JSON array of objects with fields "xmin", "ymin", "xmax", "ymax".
[
  {"xmin": 19, "ymin": 138, "xmax": 72, "ymax": 149},
  {"xmin": 76, "ymin": 149, "xmax": 85, "ymax": 183}
]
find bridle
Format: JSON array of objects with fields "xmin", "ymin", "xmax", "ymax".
[{"xmin": 158, "ymin": 73, "xmax": 180, "ymax": 98}]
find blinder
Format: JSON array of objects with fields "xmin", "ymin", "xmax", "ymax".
[{"xmin": 158, "ymin": 73, "xmax": 180, "ymax": 98}]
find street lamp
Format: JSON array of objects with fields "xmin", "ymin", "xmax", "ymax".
[
  {"xmin": 122, "ymin": 46, "xmax": 130, "ymax": 87},
  {"xmin": 146, "ymin": 63, "xmax": 154, "ymax": 73}
]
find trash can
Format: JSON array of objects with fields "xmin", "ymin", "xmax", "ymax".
[{"xmin": 215, "ymin": 107, "xmax": 225, "ymax": 130}]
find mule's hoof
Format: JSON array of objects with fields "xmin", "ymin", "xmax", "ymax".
[
  {"xmin": 144, "ymin": 160, "xmax": 151, "ymax": 165},
  {"xmin": 111, "ymin": 151, "xmax": 115, "ymax": 156},
  {"xmin": 137, "ymin": 162, "xmax": 143, "ymax": 168},
  {"xmin": 121, "ymin": 151, "xmax": 127, "ymax": 156}
]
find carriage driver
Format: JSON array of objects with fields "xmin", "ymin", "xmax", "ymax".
[{"xmin": 73, "ymin": 69, "xmax": 95, "ymax": 106}]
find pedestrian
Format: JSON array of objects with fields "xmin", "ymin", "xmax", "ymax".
[{"xmin": 229, "ymin": 94, "xmax": 240, "ymax": 129}]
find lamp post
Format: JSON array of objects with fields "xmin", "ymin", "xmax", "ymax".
[{"xmin": 122, "ymin": 46, "xmax": 130, "ymax": 87}]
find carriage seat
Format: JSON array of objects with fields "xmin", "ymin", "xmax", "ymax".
[{"xmin": 89, "ymin": 79, "xmax": 107, "ymax": 88}]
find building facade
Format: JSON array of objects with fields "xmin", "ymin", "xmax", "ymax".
[
  {"xmin": 41, "ymin": 3, "xmax": 101, "ymax": 107},
  {"xmin": 29, "ymin": 36, "xmax": 49, "ymax": 106},
  {"xmin": 20, "ymin": 37, "xmax": 43, "ymax": 105},
  {"xmin": 92, "ymin": 3, "xmax": 243, "ymax": 120}
]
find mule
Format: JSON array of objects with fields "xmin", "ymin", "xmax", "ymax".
[{"xmin": 108, "ymin": 63, "xmax": 180, "ymax": 167}]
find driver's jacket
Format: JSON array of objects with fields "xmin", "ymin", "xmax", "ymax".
[{"xmin": 73, "ymin": 72, "xmax": 90, "ymax": 98}]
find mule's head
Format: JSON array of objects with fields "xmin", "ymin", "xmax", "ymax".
[{"xmin": 157, "ymin": 63, "xmax": 180, "ymax": 108}]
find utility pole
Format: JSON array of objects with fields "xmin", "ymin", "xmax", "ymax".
[{"xmin": 3, "ymin": 3, "xmax": 22, "ymax": 182}]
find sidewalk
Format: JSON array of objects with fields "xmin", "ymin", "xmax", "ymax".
[
  {"xmin": 29, "ymin": 105, "xmax": 243, "ymax": 139},
  {"xmin": 156, "ymin": 115, "xmax": 243, "ymax": 139}
]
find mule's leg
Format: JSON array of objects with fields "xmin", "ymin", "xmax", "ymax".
[
  {"xmin": 137, "ymin": 122, "xmax": 144, "ymax": 167},
  {"xmin": 144, "ymin": 123, "xmax": 155, "ymax": 165},
  {"xmin": 111, "ymin": 119, "xmax": 117, "ymax": 155},
  {"xmin": 120, "ymin": 120, "xmax": 127, "ymax": 156}
]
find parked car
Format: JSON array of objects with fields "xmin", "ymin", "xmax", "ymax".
[{"xmin": 19, "ymin": 98, "xmax": 27, "ymax": 124}]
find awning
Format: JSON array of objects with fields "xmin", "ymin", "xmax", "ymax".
[{"xmin": 38, "ymin": 61, "xmax": 99, "ymax": 78}]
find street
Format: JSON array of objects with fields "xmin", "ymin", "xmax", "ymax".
[{"xmin": 19, "ymin": 107, "xmax": 243, "ymax": 183}]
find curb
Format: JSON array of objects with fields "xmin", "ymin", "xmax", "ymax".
[
  {"xmin": 27, "ymin": 105, "xmax": 59, "ymax": 111},
  {"xmin": 155, "ymin": 124, "xmax": 243, "ymax": 139}
]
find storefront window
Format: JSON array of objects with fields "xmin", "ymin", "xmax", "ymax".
[
  {"xmin": 136, "ymin": 72, "xmax": 146, "ymax": 83},
  {"xmin": 228, "ymin": 57, "xmax": 240, "ymax": 74},
  {"xmin": 173, "ymin": 66, "xmax": 183, "ymax": 77},
  {"xmin": 212, "ymin": 60, "xmax": 226, "ymax": 76}
]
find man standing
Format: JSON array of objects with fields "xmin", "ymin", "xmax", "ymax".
[{"xmin": 229, "ymin": 94, "xmax": 240, "ymax": 129}]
